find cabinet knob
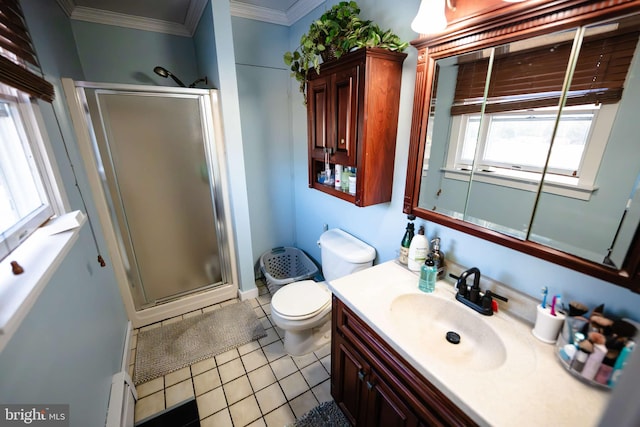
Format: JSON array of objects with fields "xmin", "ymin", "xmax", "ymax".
[
  {"xmin": 358, "ymin": 370, "xmax": 365, "ymax": 381},
  {"xmin": 341, "ymin": 138, "xmax": 345, "ymax": 145},
  {"xmin": 366, "ymin": 380, "xmax": 376, "ymax": 390}
]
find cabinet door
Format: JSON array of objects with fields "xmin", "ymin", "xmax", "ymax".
[
  {"xmin": 307, "ymin": 75, "xmax": 329, "ymax": 161},
  {"xmin": 330, "ymin": 64, "xmax": 359, "ymax": 167},
  {"xmin": 365, "ymin": 371, "xmax": 420, "ymax": 427},
  {"xmin": 332, "ymin": 334, "xmax": 368, "ymax": 425}
]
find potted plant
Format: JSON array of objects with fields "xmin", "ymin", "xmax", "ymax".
[{"xmin": 283, "ymin": 1, "xmax": 408, "ymax": 102}]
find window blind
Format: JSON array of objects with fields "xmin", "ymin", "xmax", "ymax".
[
  {"xmin": 451, "ymin": 29, "xmax": 639, "ymax": 115},
  {"xmin": 0, "ymin": 0, "xmax": 54, "ymax": 102}
]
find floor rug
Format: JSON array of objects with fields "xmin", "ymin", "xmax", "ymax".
[
  {"xmin": 134, "ymin": 301, "xmax": 266, "ymax": 384},
  {"xmin": 136, "ymin": 398, "xmax": 199, "ymax": 427},
  {"xmin": 288, "ymin": 401, "xmax": 350, "ymax": 427}
]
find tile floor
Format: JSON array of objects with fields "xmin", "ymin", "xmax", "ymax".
[{"xmin": 129, "ymin": 280, "xmax": 333, "ymax": 426}]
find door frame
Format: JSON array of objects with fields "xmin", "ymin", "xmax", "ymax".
[{"xmin": 62, "ymin": 78, "xmax": 239, "ymax": 327}]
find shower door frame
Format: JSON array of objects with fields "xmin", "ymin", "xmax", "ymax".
[{"xmin": 62, "ymin": 79, "xmax": 239, "ymax": 327}]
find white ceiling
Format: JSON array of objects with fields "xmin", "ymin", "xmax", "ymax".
[{"xmin": 56, "ymin": 0, "xmax": 324, "ymax": 35}]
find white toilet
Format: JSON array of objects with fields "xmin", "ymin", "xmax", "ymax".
[{"xmin": 270, "ymin": 229, "xmax": 376, "ymax": 356}]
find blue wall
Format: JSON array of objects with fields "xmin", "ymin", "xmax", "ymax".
[
  {"xmin": 0, "ymin": 0, "xmax": 128, "ymax": 424},
  {"xmin": 232, "ymin": 17, "xmax": 295, "ymax": 262},
  {"xmin": 71, "ymin": 20, "xmax": 199, "ymax": 86},
  {"xmin": 287, "ymin": 0, "xmax": 640, "ymax": 320}
]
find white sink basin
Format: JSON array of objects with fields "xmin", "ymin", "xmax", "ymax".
[{"xmin": 389, "ymin": 293, "xmax": 507, "ymax": 371}]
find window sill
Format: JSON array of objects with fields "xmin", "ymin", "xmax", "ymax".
[
  {"xmin": 443, "ymin": 168, "xmax": 597, "ymax": 201},
  {"xmin": 0, "ymin": 211, "xmax": 86, "ymax": 352}
]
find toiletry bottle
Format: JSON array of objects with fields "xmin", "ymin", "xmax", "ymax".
[
  {"xmin": 399, "ymin": 218, "xmax": 415, "ymax": 265},
  {"xmin": 335, "ymin": 164, "xmax": 342, "ymax": 189},
  {"xmin": 341, "ymin": 167, "xmax": 350, "ymax": 191},
  {"xmin": 408, "ymin": 226, "xmax": 429, "ymax": 271},
  {"xmin": 430, "ymin": 237, "xmax": 445, "ymax": 279},
  {"xmin": 419, "ymin": 256, "xmax": 437, "ymax": 293},
  {"xmin": 609, "ymin": 341, "xmax": 635, "ymax": 387}
]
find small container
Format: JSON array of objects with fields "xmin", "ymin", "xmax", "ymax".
[
  {"xmin": 335, "ymin": 164, "xmax": 342, "ymax": 189},
  {"xmin": 348, "ymin": 176, "xmax": 356, "ymax": 195},
  {"xmin": 341, "ymin": 167, "xmax": 350, "ymax": 191},
  {"xmin": 418, "ymin": 256, "xmax": 437, "ymax": 293}
]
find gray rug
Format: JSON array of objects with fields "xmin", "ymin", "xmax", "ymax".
[
  {"xmin": 288, "ymin": 401, "xmax": 350, "ymax": 427},
  {"xmin": 134, "ymin": 301, "xmax": 266, "ymax": 385}
]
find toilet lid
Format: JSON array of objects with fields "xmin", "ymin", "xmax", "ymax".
[{"xmin": 272, "ymin": 280, "xmax": 331, "ymax": 319}]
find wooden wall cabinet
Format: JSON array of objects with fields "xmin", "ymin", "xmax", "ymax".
[
  {"xmin": 331, "ymin": 296, "xmax": 478, "ymax": 426},
  {"xmin": 307, "ymin": 48, "xmax": 406, "ymax": 207}
]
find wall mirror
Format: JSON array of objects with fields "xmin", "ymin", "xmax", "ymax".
[{"xmin": 405, "ymin": 0, "xmax": 640, "ymax": 291}]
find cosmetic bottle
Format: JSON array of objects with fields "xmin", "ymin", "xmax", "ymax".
[
  {"xmin": 430, "ymin": 237, "xmax": 445, "ymax": 279},
  {"xmin": 418, "ymin": 256, "xmax": 437, "ymax": 293},
  {"xmin": 399, "ymin": 217, "xmax": 415, "ymax": 265},
  {"xmin": 335, "ymin": 164, "xmax": 342, "ymax": 189},
  {"xmin": 341, "ymin": 167, "xmax": 350, "ymax": 192},
  {"xmin": 408, "ymin": 226, "xmax": 429, "ymax": 271}
]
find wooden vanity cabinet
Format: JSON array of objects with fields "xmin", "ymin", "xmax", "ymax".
[
  {"xmin": 331, "ymin": 296, "xmax": 478, "ymax": 427},
  {"xmin": 306, "ymin": 47, "xmax": 406, "ymax": 207}
]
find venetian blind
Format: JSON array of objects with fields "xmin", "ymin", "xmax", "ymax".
[
  {"xmin": 0, "ymin": 0, "xmax": 54, "ymax": 102},
  {"xmin": 451, "ymin": 30, "xmax": 639, "ymax": 115}
]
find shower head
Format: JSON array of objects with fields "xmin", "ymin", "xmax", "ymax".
[{"xmin": 153, "ymin": 66, "xmax": 186, "ymax": 87}]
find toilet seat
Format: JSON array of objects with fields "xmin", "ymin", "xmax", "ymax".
[{"xmin": 271, "ymin": 280, "xmax": 331, "ymax": 320}]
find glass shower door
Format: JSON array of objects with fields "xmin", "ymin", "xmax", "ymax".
[{"xmin": 83, "ymin": 89, "xmax": 227, "ymax": 308}]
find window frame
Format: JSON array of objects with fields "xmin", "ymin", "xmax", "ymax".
[{"xmin": 443, "ymin": 103, "xmax": 618, "ymax": 200}]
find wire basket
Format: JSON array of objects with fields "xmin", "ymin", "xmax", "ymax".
[{"xmin": 259, "ymin": 247, "xmax": 319, "ymax": 294}]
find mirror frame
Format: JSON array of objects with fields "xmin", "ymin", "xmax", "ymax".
[{"xmin": 404, "ymin": 0, "xmax": 640, "ymax": 292}]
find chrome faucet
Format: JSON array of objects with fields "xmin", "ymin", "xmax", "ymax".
[{"xmin": 453, "ymin": 267, "xmax": 508, "ymax": 316}]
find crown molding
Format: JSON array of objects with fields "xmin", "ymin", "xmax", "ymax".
[
  {"xmin": 58, "ymin": 0, "xmax": 320, "ymax": 34},
  {"xmin": 285, "ymin": 0, "xmax": 324, "ymax": 25},
  {"xmin": 184, "ymin": 0, "xmax": 209, "ymax": 34},
  {"xmin": 69, "ymin": 6, "xmax": 192, "ymax": 36},
  {"xmin": 229, "ymin": 0, "xmax": 324, "ymax": 26},
  {"xmin": 229, "ymin": 1, "xmax": 289, "ymax": 25},
  {"xmin": 56, "ymin": 0, "xmax": 75, "ymax": 17}
]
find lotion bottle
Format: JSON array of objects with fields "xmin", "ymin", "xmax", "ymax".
[{"xmin": 408, "ymin": 226, "xmax": 428, "ymax": 271}]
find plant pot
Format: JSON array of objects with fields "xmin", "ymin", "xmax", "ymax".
[{"xmin": 321, "ymin": 45, "xmax": 338, "ymax": 62}]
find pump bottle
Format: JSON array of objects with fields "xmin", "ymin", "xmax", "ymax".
[{"xmin": 408, "ymin": 226, "xmax": 429, "ymax": 271}]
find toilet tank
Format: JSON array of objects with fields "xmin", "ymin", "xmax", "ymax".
[{"xmin": 319, "ymin": 229, "xmax": 376, "ymax": 281}]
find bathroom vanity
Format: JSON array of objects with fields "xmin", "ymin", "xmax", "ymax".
[{"xmin": 329, "ymin": 261, "xmax": 609, "ymax": 426}]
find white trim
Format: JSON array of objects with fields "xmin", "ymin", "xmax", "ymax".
[
  {"xmin": 443, "ymin": 168, "xmax": 597, "ymax": 200},
  {"xmin": 70, "ymin": 6, "xmax": 192, "ymax": 37},
  {"xmin": 55, "ymin": 0, "xmax": 74, "ymax": 17},
  {"xmin": 184, "ymin": 0, "xmax": 209, "ymax": 34},
  {"xmin": 230, "ymin": 1, "xmax": 289, "ymax": 25},
  {"xmin": 230, "ymin": 0, "xmax": 324, "ymax": 26},
  {"xmin": 238, "ymin": 286, "xmax": 259, "ymax": 301},
  {"xmin": 0, "ymin": 212, "xmax": 86, "ymax": 353},
  {"xmin": 120, "ymin": 321, "xmax": 132, "ymax": 371},
  {"xmin": 286, "ymin": 0, "xmax": 325, "ymax": 25}
]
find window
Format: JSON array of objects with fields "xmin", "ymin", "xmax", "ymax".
[
  {"xmin": 0, "ymin": 83, "xmax": 56, "ymax": 261},
  {"xmin": 0, "ymin": 0, "xmax": 59, "ymax": 261},
  {"xmin": 456, "ymin": 105, "xmax": 598, "ymax": 178}
]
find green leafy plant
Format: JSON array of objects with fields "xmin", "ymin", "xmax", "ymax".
[{"xmin": 283, "ymin": 1, "xmax": 408, "ymax": 102}]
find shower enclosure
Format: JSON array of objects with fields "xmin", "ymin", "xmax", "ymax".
[{"xmin": 63, "ymin": 80, "xmax": 237, "ymax": 325}]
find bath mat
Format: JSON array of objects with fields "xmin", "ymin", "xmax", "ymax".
[
  {"xmin": 287, "ymin": 400, "xmax": 350, "ymax": 427},
  {"xmin": 134, "ymin": 301, "xmax": 266, "ymax": 385}
]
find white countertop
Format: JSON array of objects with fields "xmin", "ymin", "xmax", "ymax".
[{"xmin": 328, "ymin": 260, "xmax": 610, "ymax": 427}]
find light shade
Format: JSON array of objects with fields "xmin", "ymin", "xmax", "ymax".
[{"xmin": 411, "ymin": 0, "xmax": 447, "ymax": 34}]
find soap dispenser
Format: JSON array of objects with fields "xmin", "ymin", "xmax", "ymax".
[
  {"xmin": 408, "ymin": 226, "xmax": 429, "ymax": 271},
  {"xmin": 430, "ymin": 237, "xmax": 445, "ymax": 279}
]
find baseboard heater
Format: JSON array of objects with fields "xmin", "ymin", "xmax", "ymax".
[{"xmin": 106, "ymin": 321, "xmax": 137, "ymax": 427}]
